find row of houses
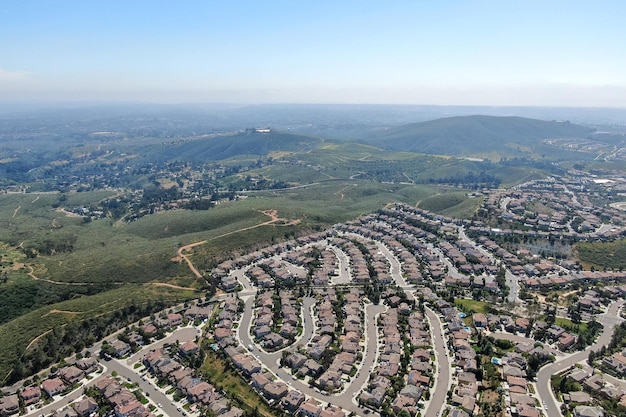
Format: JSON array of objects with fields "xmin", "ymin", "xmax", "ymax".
[
  {"xmin": 471, "ymin": 312, "xmax": 577, "ymax": 352},
  {"xmin": 560, "ymin": 367, "xmax": 626, "ymax": 417},
  {"xmin": 253, "ymin": 289, "xmax": 300, "ymax": 351},
  {"xmin": 1, "ymin": 357, "xmax": 100, "ymax": 417},
  {"xmin": 310, "ymin": 288, "xmax": 363, "ymax": 391},
  {"xmin": 359, "ymin": 305, "xmax": 435, "ymax": 415},
  {"xmin": 143, "ymin": 347, "xmax": 243, "ymax": 417},
  {"xmin": 211, "ymin": 297, "xmax": 239, "ymax": 348},
  {"xmin": 222, "ymin": 345, "xmax": 346, "ymax": 417},
  {"xmin": 93, "ymin": 375, "xmax": 152, "ymax": 417},
  {"xmin": 284, "ymin": 244, "xmax": 339, "ymax": 286}
]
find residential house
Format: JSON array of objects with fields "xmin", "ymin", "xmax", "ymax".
[
  {"xmin": 72, "ymin": 397, "xmax": 99, "ymax": 417},
  {"xmin": 180, "ymin": 340, "xmax": 199, "ymax": 355},
  {"xmin": 167, "ymin": 313, "xmax": 184, "ymax": 327},
  {"xmin": 573, "ymin": 406, "xmax": 605, "ymax": 417},
  {"xmin": 109, "ymin": 339, "xmax": 131, "ymax": 358},
  {"xmin": 114, "ymin": 399, "xmax": 143, "ymax": 417},
  {"xmin": 558, "ymin": 333, "xmax": 577, "ymax": 351},
  {"xmin": 263, "ymin": 381, "xmax": 288, "ymax": 400},
  {"xmin": 319, "ymin": 406, "xmax": 346, "ymax": 417},
  {"xmin": 58, "ymin": 365, "xmax": 85, "ymax": 385},
  {"xmin": 75, "ymin": 357, "xmax": 99, "ymax": 374},
  {"xmin": 21, "ymin": 386, "xmax": 42, "ymax": 406},
  {"xmin": 0, "ymin": 394, "xmax": 19, "ymax": 416},
  {"xmin": 298, "ymin": 398, "xmax": 323, "ymax": 417},
  {"xmin": 41, "ymin": 377, "xmax": 66, "ymax": 397},
  {"xmin": 473, "ymin": 313, "xmax": 488, "ymax": 328},
  {"xmin": 280, "ymin": 390, "xmax": 305, "ymax": 413}
]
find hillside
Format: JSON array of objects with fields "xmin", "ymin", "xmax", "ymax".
[
  {"xmin": 146, "ymin": 130, "xmax": 324, "ymax": 163},
  {"xmin": 360, "ymin": 115, "xmax": 595, "ymax": 159}
]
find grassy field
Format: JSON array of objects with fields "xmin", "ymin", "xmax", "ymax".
[
  {"xmin": 454, "ymin": 299, "xmax": 490, "ymax": 315},
  {"xmin": 417, "ymin": 191, "xmax": 472, "ymax": 214},
  {"xmin": 554, "ymin": 317, "xmax": 588, "ymax": 335}
]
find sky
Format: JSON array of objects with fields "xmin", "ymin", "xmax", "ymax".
[{"xmin": 1, "ymin": 1, "xmax": 626, "ymax": 107}]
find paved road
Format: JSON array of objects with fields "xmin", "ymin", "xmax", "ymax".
[
  {"xmin": 425, "ymin": 308, "xmax": 451, "ymax": 417},
  {"xmin": 536, "ymin": 299, "xmax": 625, "ymax": 417},
  {"xmin": 328, "ymin": 245, "xmax": 352, "ymax": 285}
]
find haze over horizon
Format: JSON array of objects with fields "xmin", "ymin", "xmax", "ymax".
[{"xmin": 2, "ymin": 1, "xmax": 626, "ymax": 107}]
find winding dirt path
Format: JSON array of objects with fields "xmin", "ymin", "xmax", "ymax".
[
  {"xmin": 335, "ymin": 185, "xmax": 354, "ymax": 200},
  {"xmin": 173, "ymin": 209, "xmax": 301, "ymax": 278},
  {"xmin": 24, "ymin": 264, "xmax": 94, "ymax": 286}
]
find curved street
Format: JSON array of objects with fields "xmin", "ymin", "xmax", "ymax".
[{"xmin": 536, "ymin": 299, "xmax": 625, "ymax": 417}]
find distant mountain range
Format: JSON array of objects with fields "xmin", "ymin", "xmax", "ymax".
[
  {"xmin": 140, "ymin": 115, "xmax": 601, "ymax": 163},
  {"xmin": 358, "ymin": 115, "xmax": 595, "ymax": 159}
]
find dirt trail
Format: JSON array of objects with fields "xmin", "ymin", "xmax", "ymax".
[
  {"xmin": 41, "ymin": 309, "xmax": 78, "ymax": 317},
  {"xmin": 150, "ymin": 282, "xmax": 196, "ymax": 291},
  {"xmin": 174, "ymin": 241, "xmax": 208, "ymax": 278},
  {"xmin": 335, "ymin": 185, "xmax": 353, "ymax": 200},
  {"xmin": 24, "ymin": 264, "xmax": 97, "ymax": 286},
  {"xmin": 55, "ymin": 207, "xmax": 82, "ymax": 217},
  {"xmin": 25, "ymin": 329, "xmax": 52, "ymax": 350},
  {"xmin": 173, "ymin": 209, "xmax": 300, "ymax": 278}
]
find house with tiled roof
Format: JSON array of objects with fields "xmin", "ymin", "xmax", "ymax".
[
  {"xmin": 0, "ymin": 394, "xmax": 19, "ymax": 416},
  {"xmin": 180, "ymin": 340, "xmax": 199, "ymax": 355},
  {"xmin": 72, "ymin": 397, "xmax": 99, "ymax": 417},
  {"xmin": 114, "ymin": 399, "xmax": 143, "ymax": 417},
  {"xmin": 21, "ymin": 386, "xmax": 41, "ymax": 406},
  {"xmin": 558, "ymin": 332, "xmax": 577, "ymax": 350},
  {"xmin": 41, "ymin": 377, "xmax": 66, "ymax": 397},
  {"xmin": 58, "ymin": 365, "xmax": 84, "ymax": 385},
  {"xmin": 319, "ymin": 405, "xmax": 345, "ymax": 417},
  {"xmin": 298, "ymin": 398, "xmax": 323, "ymax": 417}
]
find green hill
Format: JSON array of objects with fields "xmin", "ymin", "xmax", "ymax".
[
  {"xmin": 361, "ymin": 115, "xmax": 595, "ymax": 159},
  {"xmin": 147, "ymin": 130, "xmax": 323, "ymax": 162}
]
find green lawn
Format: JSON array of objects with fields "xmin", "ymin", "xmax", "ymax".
[{"xmin": 454, "ymin": 299, "xmax": 490, "ymax": 314}]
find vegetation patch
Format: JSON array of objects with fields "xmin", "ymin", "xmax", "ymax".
[
  {"xmin": 199, "ymin": 350, "xmax": 274, "ymax": 417},
  {"xmin": 0, "ymin": 284, "xmax": 194, "ymax": 384},
  {"xmin": 576, "ymin": 239, "xmax": 626, "ymax": 271},
  {"xmin": 418, "ymin": 191, "xmax": 469, "ymax": 214}
]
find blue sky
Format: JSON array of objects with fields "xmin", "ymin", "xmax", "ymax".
[{"xmin": 2, "ymin": 1, "xmax": 625, "ymax": 106}]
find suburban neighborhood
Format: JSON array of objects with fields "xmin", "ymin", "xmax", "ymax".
[{"xmin": 3, "ymin": 173, "xmax": 626, "ymax": 417}]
